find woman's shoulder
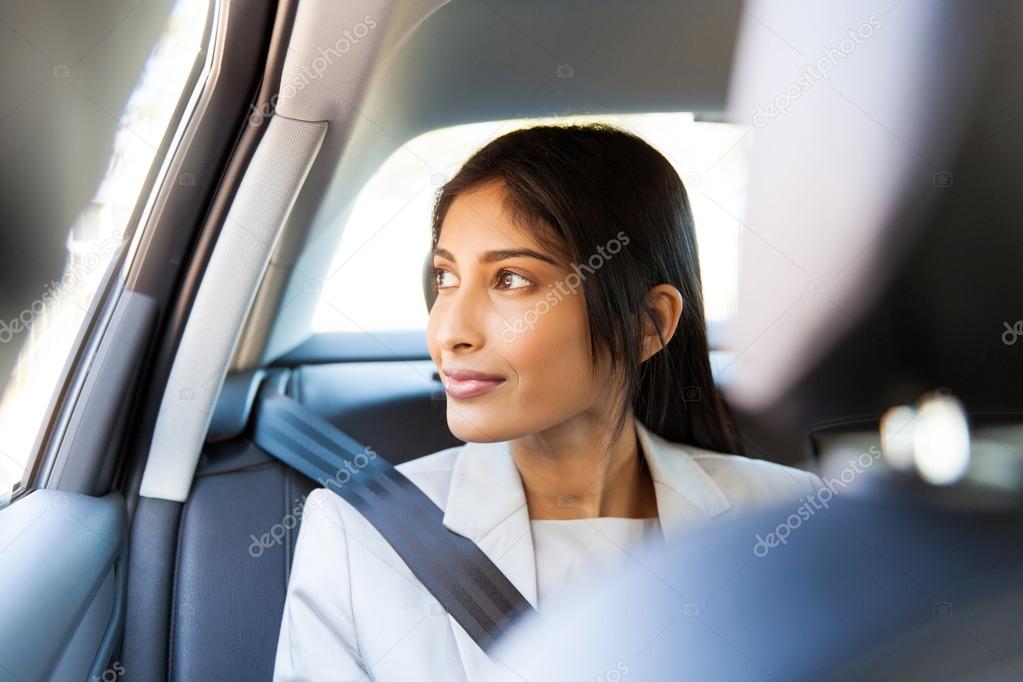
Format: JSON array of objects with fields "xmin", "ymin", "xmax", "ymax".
[
  {"xmin": 394, "ymin": 443, "xmax": 465, "ymax": 506},
  {"xmin": 679, "ymin": 442, "xmax": 823, "ymax": 507}
]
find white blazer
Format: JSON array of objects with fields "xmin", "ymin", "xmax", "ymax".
[{"xmin": 273, "ymin": 420, "xmax": 822, "ymax": 682}]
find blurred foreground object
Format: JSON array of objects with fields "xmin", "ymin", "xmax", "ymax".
[{"xmin": 485, "ymin": 0, "xmax": 1023, "ymax": 679}]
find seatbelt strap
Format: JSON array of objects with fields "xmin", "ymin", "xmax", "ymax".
[{"xmin": 251, "ymin": 388, "xmax": 535, "ymax": 652}]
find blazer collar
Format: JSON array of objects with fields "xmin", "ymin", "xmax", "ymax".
[
  {"xmin": 440, "ymin": 421, "xmax": 733, "ymax": 677},
  {"xmin": 440, "ymin": 419, "xmax": 733, "ymax": 607},
  {"xmin": 634, "ymin": 419, "xmax": 733, "ymax": 533}
]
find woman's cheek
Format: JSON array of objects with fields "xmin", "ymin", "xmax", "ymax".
[{"xmin": 499, "ymin": 297, "xmax": 589, "ymax": 378}]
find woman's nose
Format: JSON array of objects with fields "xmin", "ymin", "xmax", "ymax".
[{"xmin": 433, "ymin": 286, "xmax": 486, "ymax": 353}]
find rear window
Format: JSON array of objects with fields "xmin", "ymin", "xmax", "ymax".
[{"xmin": 312, "ymin": 113, "xmax": 749, "ymax": 333}]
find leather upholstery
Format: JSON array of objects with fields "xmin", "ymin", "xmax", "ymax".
[{"xmin": 165, "ymin": 362, "xmax": 458, "ymax": 680}]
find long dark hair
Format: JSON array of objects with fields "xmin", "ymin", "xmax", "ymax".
[{"xmin": 430, "ymin": 123, "xmax": 739, "ymax": 455}]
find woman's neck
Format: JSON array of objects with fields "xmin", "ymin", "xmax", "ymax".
[{"xmin": 510, "ymin": 415, "xmax": 658, "ymax": 520}]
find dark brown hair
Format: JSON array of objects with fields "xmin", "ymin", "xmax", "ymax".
[{"xmin": 430, "ymin": 123, "xmax": 739, "ymax": 454}]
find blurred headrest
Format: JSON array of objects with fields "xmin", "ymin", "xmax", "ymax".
[{"xmin": 724, "ymin": 0, "xmax": 1017, "ymax": 417}]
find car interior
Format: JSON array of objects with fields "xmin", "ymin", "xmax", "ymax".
[
  {"xmin": 1, "ymin": 0, "xmax": 1022, "ymax": 680},
  {"xmin": 126, "ymin": 5, "xmax": 748, "ymax": 676}
]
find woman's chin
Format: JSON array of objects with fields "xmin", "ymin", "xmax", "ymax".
[{"xmin": 446, "ymin": 410, "xmax": 515, "ymax": 444}]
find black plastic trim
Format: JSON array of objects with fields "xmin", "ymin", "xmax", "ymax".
[
  {"xmin": 42, "ymin": 291, "xmax": 159, "ymax": 495},
  {"xmin": 120, "ymin": 496, "xmax": 183, "ymax": 682},
  {"xmin": 206, "ymin": 368, "xmax": 267, "ymax": 442},
  {"xmin": 273, "ymin": 331, "xmax": 432, "ymax": 366}
]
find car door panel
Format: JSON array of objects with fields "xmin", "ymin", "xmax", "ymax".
[{"xmin": 0, "ymin": 490, "xmax": 126, "ymax": 681}]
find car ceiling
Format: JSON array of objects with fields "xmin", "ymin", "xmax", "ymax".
[{"xmin": 231, "ymin": 0, "xmax": 744, "ymax": 367}]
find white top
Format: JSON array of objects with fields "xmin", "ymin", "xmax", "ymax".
[
  {"xmin": 272, "ymin": 420, "xmax": 824, "ymax": 682},
  {"xmin": 530, "ymin": 516, "xmax": 662, "ymax": 608}
]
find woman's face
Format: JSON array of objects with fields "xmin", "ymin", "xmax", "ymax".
[{"xmin": 427, "ymin": 180, "xmax": 616, "ymax": 443}]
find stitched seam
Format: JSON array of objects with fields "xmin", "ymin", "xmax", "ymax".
[
  {"xmin": 195, "ymin": 459, "xmax": 276, "ymax": 478},
  {"xmin": 689, "ymin": 452, "xmax": 748, "ymax": 461},
  {"xmin": 283, "ymin": 468, "xmax": 293, "ymax": 586},
  {"xmin": 336, "ymin": 501, "xmax": 365, "ymax": 663},
  {"xmin": 168, "ymin": 500, "xmax": 187, "ymax": 680},
  {"xmin": 478, "ymin": 501, "xmax": 528, "ymax": 545}
]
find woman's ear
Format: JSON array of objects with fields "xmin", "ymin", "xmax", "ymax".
[{"xmin": 640, "ymin": 284, "xmax": 684, "ymax": 363}]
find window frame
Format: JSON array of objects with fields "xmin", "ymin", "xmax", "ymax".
[{"xmin": 5, "ymin": 0, "xmax": 221, "ymax": 507}]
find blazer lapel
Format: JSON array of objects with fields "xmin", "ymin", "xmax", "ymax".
[
  {"xmin": 438, "ymin": 422, "xmax": 735, "ymax": 597},
  {"xmin": 437, "ymin": 422, "xmax": 733, "ymax": 679},
  {"xmin": 441, "ymin": 439, "xmax": 538, "ymax": 680},
  {"xmin": 634, "ymin": 419, "xmax": 733, "ymax": 540},
  {"xmin": 441, "ymin": 439, "xmax": 538, "ymax": 606}
]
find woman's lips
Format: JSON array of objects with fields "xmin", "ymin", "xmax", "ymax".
[{"xmin": 442, "ymin": 368, "xmax": 507, "ymax": 399}]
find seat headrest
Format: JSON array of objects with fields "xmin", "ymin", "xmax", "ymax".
[{"xmin": 725, "ymin": 0, "xmax": 1014, "ymax": 419}]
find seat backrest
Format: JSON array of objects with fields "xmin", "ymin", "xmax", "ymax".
[
  {"xmin": 171, "ymin": 438, "xmax": 314, "ymax": 680},
  {"xmin": 288, "ymin": 360, "xmax": 462, "ymax": 464},
  {"xmin": 164, "ymin": 363, "xmax": 459, "ymax": 680}
]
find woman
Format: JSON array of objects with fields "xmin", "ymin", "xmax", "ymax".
[{"xmin": 273, "ymin": 124, "xmax": 822, "ymax": 681}]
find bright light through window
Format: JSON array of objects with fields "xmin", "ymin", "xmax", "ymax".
[
  {"xmin": 0, "ymin": 0, "xmax": 210, "ymax": 503},
  {"xmin": 313, "ymin": 113, "xmax": 749, "ymax": 334}
]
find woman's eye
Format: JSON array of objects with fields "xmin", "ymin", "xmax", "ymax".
[
  {"xmin": 433, "ymin": 267, "xmax": 457, "ymax": 289},
  {"xmin": 496, "ymin": 270, "xmax": 532, "ymax": 290}
]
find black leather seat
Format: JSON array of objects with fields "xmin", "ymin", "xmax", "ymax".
[
  {"xmin": 171, "ymin": 438, "xmax": 314, "ymax": 680},
  {"xmin": 165, "ymin": 364, "xmax": 460, "ymax": 680}
]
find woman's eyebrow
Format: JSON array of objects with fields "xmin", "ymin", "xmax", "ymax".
[{"xmin": 431, "ymin": 246, "xmax": 559, "ymax": 266}]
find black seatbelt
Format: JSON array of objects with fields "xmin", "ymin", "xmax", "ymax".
[{"xmin": 251, "ymin": 388, "xmax": 534, "ymax": 652}]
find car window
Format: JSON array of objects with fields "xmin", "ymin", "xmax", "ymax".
[
  {"xmin": 0, "ymin": 0, "xmax": 211, "ymax": 506},
  {"xmin": 312, "ymin": 112, "xmax": 750, "ymax": 335}
]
